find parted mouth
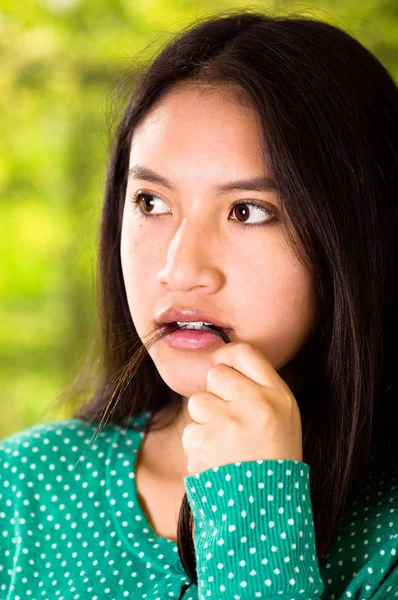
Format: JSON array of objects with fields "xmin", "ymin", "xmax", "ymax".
[
  {"xmin": 165, "ymin": 320, "xmax": 223, "ymax": 330},
  {"xmin": 161, "ymin": 321, "xmax": 232, "ymax": 343},
  {"xmin": 156, "ymin": 307, "xmax": 232, "ymax": 332}
]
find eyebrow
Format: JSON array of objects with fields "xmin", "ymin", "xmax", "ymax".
[{"xmin": 128, "ymin": 164, "xmax": 278, "ymax": 194}]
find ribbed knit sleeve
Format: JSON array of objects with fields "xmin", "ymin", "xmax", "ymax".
[{"xmin": 184, "ymin": 459, "xmax": 324, "ymax": 599}]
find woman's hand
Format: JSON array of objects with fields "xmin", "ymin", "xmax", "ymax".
[{"xmin": 182, "ymin": 342, "xmax": 303, "ymax": 475}]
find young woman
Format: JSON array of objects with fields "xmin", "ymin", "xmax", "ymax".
[{"xmin": 1, "ymin": 9, "xmax": 397, "ymax": 600}]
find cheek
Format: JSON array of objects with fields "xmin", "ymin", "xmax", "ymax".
[
  {"xmin": 120, "ymin": 217, "xmax": 162, "ymax": 291},
  {"xmin": 242, "ymin": 255, "xmax": 316, "ymax": 367},
  {"xmin": 120, "ymin": 226, "xmax": 153, "ymax": 328},
  {"xmin": 268, "ymin": 262, "xmax": 315, "ymax": 327},
  {"xmin": 121, "ymin": 216, "xmax": 143, "ymax": 296},
  {"xmin": 121, "ymin": 210, "xmax": 144, "ymax": 268},
  {"xmin": 255, "ymin": 237, "xmax": 314, "ymax": 314},
  {"xmin": 272, "ymin": 268, "xmax": 316, "ymax": 358}
]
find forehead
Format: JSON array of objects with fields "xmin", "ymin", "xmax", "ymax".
[{"xmin": 129, "ymin": 83, "xmax": 266, "ymax": 170}]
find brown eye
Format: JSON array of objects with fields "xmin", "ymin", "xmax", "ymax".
[
  {"xmin": 232, "ymin": 203, "xmax": 251, "ymax": 222},
  {"xmin": 230, "ymin": 202, "xmax": 275, "ymax": 226},
  {"xmin": 132, "ymin": 192, "xmax": 170, "ymax": 218},
  {"xmin": 137, "ymin": 193, "xmax": 156, "ymax": 213}
]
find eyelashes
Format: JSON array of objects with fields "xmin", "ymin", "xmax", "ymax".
[{"xmin": 130, "ymin": 191, "xmax": 277, "ymax": 228}]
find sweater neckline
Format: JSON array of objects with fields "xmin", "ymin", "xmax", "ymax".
[{"xmin": 106, "ymin": 411, "xmax": 188, "ymax": 569}]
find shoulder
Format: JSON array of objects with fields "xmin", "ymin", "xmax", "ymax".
[
  {"xmin": 0, "ymin": 419, "xmax": 99, "ymax": 460},
  {"xmin": 345, "ymin": 457, "xmax": 398, "ymax": 537},
  {"xmin": 0, "ymin": 418, "xmax": 142, "ymax": 521},
  {"xmin": 320, "ymin": 462, "xmax": 398, "ymax": 598},
  {"xmin": 0, "ymin": 416, "xmax": 146, "ymax": 475},
  {"xmin": 346, "ymin": 463, "xmax": 398, "ymax": 539},
  {"xmin": 0, "ymin": 418, "xmax": 131, "ymax": 481}
]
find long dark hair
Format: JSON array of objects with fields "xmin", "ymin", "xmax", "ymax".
[{"xmin": 45, "ymin": 9, "xmax": 398, "ymax": 585}]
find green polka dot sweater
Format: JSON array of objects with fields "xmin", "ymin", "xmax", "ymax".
[{"xmin": 0, "ymin": 412, "xmax": 397, "ymax": 600}]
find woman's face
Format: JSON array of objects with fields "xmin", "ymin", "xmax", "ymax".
[{"xmin": 120, "ymin": 82, "xmax": 317, "ymax": 399}]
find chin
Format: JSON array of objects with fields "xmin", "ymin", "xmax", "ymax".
[
  {"xmin": 165, "ymin": 378, "xmax": 207, "ymax": 399},
  {"xmin": 158, "ymin": 367, "xmax": 210, "ymax": 397},
  {"xmin": 150, "ymin": 346, "xmax": 212, "ymax": 396}
]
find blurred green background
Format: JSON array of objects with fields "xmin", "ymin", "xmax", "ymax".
[{"xmin": 2, "ymin": 0, "xmax": 398, "ymax": 439}]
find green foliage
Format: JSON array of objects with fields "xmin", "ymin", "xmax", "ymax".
[{"xmin": 1, "ymin": 0, "xmax": 398, "ymax": 437}]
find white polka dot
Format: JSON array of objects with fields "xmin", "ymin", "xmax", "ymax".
[{"xmin": 0, "ymin": 412, "xmax": 395, "ymax": 600}]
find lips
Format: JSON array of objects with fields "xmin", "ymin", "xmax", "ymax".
[{"xmin": 156, "ymin": 307, "xmax": 232, "ymax": 332}]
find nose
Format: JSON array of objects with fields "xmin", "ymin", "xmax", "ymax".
[{"xmin": 157, "ymin": 217, "xmax": 223, "ymax": 293}]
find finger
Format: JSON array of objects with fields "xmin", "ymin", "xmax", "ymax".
[
  {"xmin": 206, "ymin": 363, "xmax": 262, "ymax": 405},
  {"xmin": 187, "ymin": 392, "xmax": 228, "ymax": 424},
  {"xmin": 210, "ymin": 341, "xmax": 286, "ymax": 389}
]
